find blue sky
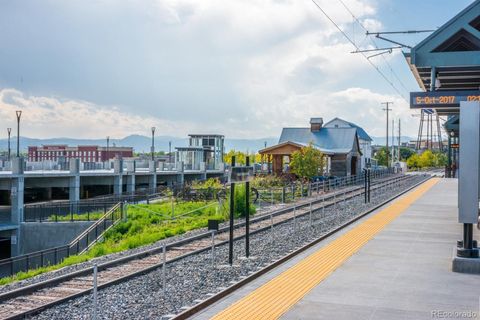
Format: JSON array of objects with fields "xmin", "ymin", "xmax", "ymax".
[{"xmin": 0, "ymin": 0, "xmax": 475, "ymax": 139}]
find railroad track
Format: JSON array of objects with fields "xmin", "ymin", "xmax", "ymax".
[{"xmin": 0, "ymin": 173, "xmax": 422, "ymax": 319}]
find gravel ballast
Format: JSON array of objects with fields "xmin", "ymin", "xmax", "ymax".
[{"xmin": 31, "ymin": 174, "xmax": 428, "ymax": 320}]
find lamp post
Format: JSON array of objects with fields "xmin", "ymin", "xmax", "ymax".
[
  {"xmin": 151, "ymin": 127, "xmax": 156, "ymax": 161},
  {"xmin": 7, "ymin": 128, "xmax": 11, "ymax": 160},
  {"xmin": 15, "ymin": 111, "xmax": 22, "ymax": 157}
]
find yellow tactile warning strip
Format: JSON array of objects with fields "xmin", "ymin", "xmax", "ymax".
[{"xmin": 212, "ymin": 178, "xmax": 440, "ymax": 320}]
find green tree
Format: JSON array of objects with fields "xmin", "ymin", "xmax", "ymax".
[
  {"xmin": 399, "ymin": 147, "xmax": 415, "ymax": 161},
  {"xmin": 418, "ymin": 150, "xmax": 435, "ymax": 167},
  {"xmin": 433, "ymin": 152, "xmax": 447, "ymax": 167},
  {"xmin": 289, "ymin": 143, "xmax": 325, "ymax": 179},
  {"xmin": 406, "ymin": 153, "xmax": 420, "ymax": 169},
  {"xmin": 374, "ymin": 147, "xmax": 391, "ymax": 167},
  {"xmin": 224, "ymin": 150, "xmax": 262, "ymax": 165}
]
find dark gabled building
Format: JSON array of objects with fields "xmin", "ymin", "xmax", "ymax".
[{"xmin": 259, "ymin": 118, "xmax": 363, "ymax": 177}]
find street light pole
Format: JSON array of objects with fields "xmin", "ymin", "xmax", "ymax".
[
  {"xmin": 381, "ymin": 102, "xmax": 393, "ymax": 168},
  {"xmin": 7, "ymin": 128, "xmax": 11, "ymax": 160},
  {"xmin": 151, "ymin": 127, "xmax": 156, "ymax": 161},
  {"xmin": 15, "ymin": 111, "xmax": 22, "ymax": 157}
]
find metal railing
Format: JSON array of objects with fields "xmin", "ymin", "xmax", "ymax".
[
  {"xmin": 0, "ymin": 203, "xmax": 123, "ymax": 278},
  {"xmin": 23, "ymin": 188, "xmax": 168, "ymax": 222},
  {"xmin": 252, "ymin": 168, "xmax": 396, "ymax": 210}
]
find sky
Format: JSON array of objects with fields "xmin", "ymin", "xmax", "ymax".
[{"xmin": 0, "ymin": 0, "xmax": 475, "ymax": 140}]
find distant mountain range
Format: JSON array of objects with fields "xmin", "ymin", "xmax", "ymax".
[
  {"xmin": 0, "ymin": 135, "xmax": 279, "ymax": 153},
  {"xmin": 0, "ymin": 134, "xmax": 415, "ymax": 154}
]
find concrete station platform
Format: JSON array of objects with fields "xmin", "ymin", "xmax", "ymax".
[{"xmin": 191, "ymin": 178, "xmax": 480, "ymax": 320}]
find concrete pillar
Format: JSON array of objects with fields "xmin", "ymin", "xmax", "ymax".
[
  {"xmin": 126, "ymin": 174, "xmax": 135, "ymax": 194},
  {"xmin": 158, "ymin": 162, "xmax": 165, "ymax": 171},
  {"xmin": 149, "ymin": 161, "xmax": 157, "ymax": 192},
  {"xmin": 177, "ymin": 161, "xmax": 184, "ymax": 186},
  {"xmin": 114, "ymin": 159, "xmax": 123, "ymax": 196},
  {"xmin": 69, "ymin": 159, "xmax": 80, "ymax": 204},
  {"xmin": 126, "ymin": 160, "xmax": 136, "ymax": 173},
  {"xmin": 148, "ymin": 160, "xmax": 156, "ymax": 172},
  {"xmin": 11, "ymin": 157, "xmax": 24, "ymax": 256},
  {"xmin": 200, "ymin": 161, "xmax": 207, "ymax": 180}
]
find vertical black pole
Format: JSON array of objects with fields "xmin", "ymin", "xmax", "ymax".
[
  {"xmin": 245, "ymin": 156, "xmax": 250, "ymax": 258},
  {"xmin": 367, "ymin": 169, "xmax": 371, "ymax": 203},
  {"xmin": 7, "ymin": 128, "xmax": 11, "ymax": 160},
  {"xmin": 364, "ymin": 169, "xmax": 367, "ymax": 203},
  {"xmin": 229, "ymin": 156, "xmax": 236, "ymax": 265},
  {"xmin": 16, "ymin": 110, "xmax": 22, "ymax": 157}
]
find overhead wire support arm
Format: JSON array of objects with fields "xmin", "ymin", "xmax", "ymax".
[
  {"xmin": 351, "ymin": 46, "xmax": 402, "ymax": 54},
  {"xmin": 365, "ymin": 30, "xmax": 436, "ymax": 49}
]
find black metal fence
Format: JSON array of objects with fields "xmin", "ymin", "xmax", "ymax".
[
  {"xmin": 23, "ymin": 190, "xmax": 167, "ymax": 222},
  {"xmin": 252, "ymin": 168, "xmax": 396, "ymax": 209},
  {"xmin": 0, "ymin": 203, "xmax": 123, "ymax": 278}
]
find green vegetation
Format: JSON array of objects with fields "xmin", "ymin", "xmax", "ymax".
[
  {"xmin": 290, "ymin": 143, "xmax": 326, "ymax": 179},
  {"xmin": 406, "ymin": 150, "xmax": 447, "ymax": 169},
  {"xmin": 374, "ymin": 147, "xmax": 390, "ymax": 167},
  {"xmin": 224, "ymin": 150, "xmax": 262, "ymax": 165},
  {"xmin": 1, "ymin": 190, "xmax": 256, "ymax": 286},
  {"xmin": 374, "ymin": 146, "xmax": 416, "ymax": 166}
]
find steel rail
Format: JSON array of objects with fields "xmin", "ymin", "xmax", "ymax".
[{"xmin": 0, "ymin": 174, "xmax": 421, "ymax": 319}]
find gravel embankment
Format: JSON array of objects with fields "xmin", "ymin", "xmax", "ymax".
[{"xmin": 32, "ymin": 175, "xmax": 427, "ymax": 320}]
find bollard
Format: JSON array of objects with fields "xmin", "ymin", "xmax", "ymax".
[
  {"xmin": 271, "ymin": 189, "xmax": 274, "ymax": 205},
  {"xmin": 92, "ymin": 263, "xmax": 98, "ymax": 320},
  {"xmin": 162, "ymin": 244, "xmax": 167, "ymax": 293}
]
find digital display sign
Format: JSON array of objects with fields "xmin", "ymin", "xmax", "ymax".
[{"xmin": 410, "ymin": 90, "xmax": 480, "ymax": 109}]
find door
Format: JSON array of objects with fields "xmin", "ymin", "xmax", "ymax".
[{"xmin": 350, "ymin": 156, "xmax": 357, "ymax": 176}]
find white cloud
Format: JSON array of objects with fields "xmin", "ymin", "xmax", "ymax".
[{"xmin": 0, "ymin": 0, "xmax": 418, "ymax": 140}]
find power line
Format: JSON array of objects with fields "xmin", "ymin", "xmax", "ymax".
[
  {"xmin": 309, "ymin": 0, "xmax": 408, "ymax": 103},
  {"xmin": 336, "ymin": 0, "xmax": 411, "ymax": 95}
]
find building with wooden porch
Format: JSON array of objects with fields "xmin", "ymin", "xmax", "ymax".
[{"xmin": 259, "ymin": 118, "xmax": 364, "ymax": 177}]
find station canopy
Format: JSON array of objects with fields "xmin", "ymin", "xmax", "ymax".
[{"xmin": 404, "ymin": 0, "xmax": 480, "ymax": 116}]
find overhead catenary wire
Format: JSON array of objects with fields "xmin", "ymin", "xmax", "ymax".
[
  {"xmin": 336, "ymin": 0, "xmax": 411, "ymax": 95},
  {"xmin": 309, "ymin": 0, "xmax": 409, "ymax": 103}
]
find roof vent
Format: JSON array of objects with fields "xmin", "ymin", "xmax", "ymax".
[{"xmin": 310, "ymin": 118, "xmax": 323, "ymax": 132}]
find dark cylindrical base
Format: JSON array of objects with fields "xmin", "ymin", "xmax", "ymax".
[
  {"xmin": 457, "ymin": 247, "xmax": 480, "ymax": 258},
  {"xmin": 457, "ymin": 224, "xmax": 479, "ymax": 258}
]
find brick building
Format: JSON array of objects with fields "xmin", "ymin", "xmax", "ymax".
[{"xmin": 28, "ymin": 145, "xmax": 133, "ymax": 162}]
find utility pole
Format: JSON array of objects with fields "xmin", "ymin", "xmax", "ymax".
[
  {"xmin": 15, "ymin": 111, "xmax": 22, "ymax": 157},
  {"xmin": 151, "ymin": 127, "xmax": 156, "ymax": 161},
  {"xmin": 381, "ymin": 102, "xmax": 393, "ymax": 167},
  {"xmin": 7, "ymin": 128, "xmax": 11, "ymax": 160},
  {"xmin": 398, "ymin": 119, "xmax": 401, "ymax": 161},
  {"xmin": 392, "ymin": 118, "xmax": 395, "ymax": 165}
]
